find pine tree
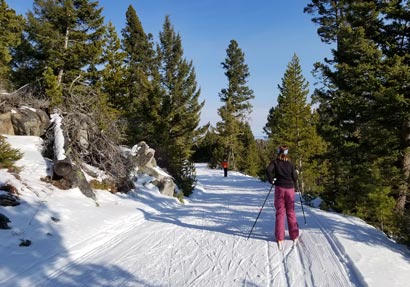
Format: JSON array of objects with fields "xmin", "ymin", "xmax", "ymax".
[
  {"xmin": 0, "ymin": 0, "xmax": 23, "ymax": 90},
  {"xmin": 305, "ymin": 0, "xmax": 381, "ymax": 208},
  {"xmin": 237, "ymin": 122, "xmax": 259, "ymax": 176},
  {"xmin": 376, "ymin": 1, "xmax": 410, "ymax": 243},
  {"xmin": 100, "ymin": 21, "xmax": 126, "ymax": 112},
  {"xmin": 43, "ymin": 67, "xmax": 63, "ymax": 108},
  {"xmin": 264, "ymin": 54, "xmax": 326, "ymax": 195},
  {"xmin": 121, "ymin": 5, "xmax": 155, "ymax": 107},
  {"xmin": 12, "ymin": 0, "xmax": 106, "ymax": 88},
  {"xmin": 0, "ymin": 135, "xmax": 22, "ymax": 169},
  {"xmin": 304, "ymin": 1, "xmax": 409, "ymax": 236},
  {"xmin": 120, "ymin": 5, "xmax": 162, "ymax": 146},
  {"xmin": 192, "ymin": 127, "xmax": 221, "ymax": 166},
  {"xmin": 255, "ymin": 137, "xmax": 270, "ymax": 180},
  {"xmin": 379, "ymin": 1, "xmax": 410, "ymax": 215},
  {"xmin": 157, "ymin": 16, "xmax": 205, "ymax": 196},
  {"xmin": 215, "ymin": 39, "xmax": 255, "ymax": 171}
]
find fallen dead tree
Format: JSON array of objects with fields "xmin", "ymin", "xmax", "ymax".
[
  {"xmin": 42, "ymin": 112, "xmax": 96, "ymax": 200},
  {"xmin": 41, "ymin": 83, "xmax": 135, "ymax": 195},
  {"xmin": 2, "ymin": 83, "xmax": 159, "ymax": 197}
]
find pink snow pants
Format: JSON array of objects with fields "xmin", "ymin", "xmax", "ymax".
[{"xmin": 274, "ymin": 186, "xmax": 299, "ymax": 241}]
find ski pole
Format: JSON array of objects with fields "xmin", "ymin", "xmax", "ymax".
[
  {"xmin": 247, "ymin": 183, "xmax": 274, "ymax": 240},
  {"xmin": 296, "ymin": 181, "xmax": 307, "ymax": 225}
]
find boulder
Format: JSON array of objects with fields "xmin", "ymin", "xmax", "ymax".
[
  {"xmin": 10, "ymin": 107, "xmax": 50, "ymax": 136},
  {"xmin": 0, "ymin": 112, "xmax": 14, "ymax": 135},
  {"xmin": 131, "ymin": 141, "xmax": 176, "ymax": 197},
  {"xmin": 131, "ymin": 141, "xmax": 157, "ymax": 169},
  {"xmin": 151, "ymin": 177, "xmax": 176, "ymax": 197}
]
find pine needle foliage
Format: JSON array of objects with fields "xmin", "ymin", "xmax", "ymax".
[
  {"xmin": 264, "ymin": 54, "xmax": 326, "ymax": 195},
  {"xmin": 100, "ymin": 21, "xmax": 127, "ymax": 114},
  {"xmin": 12, "ymin": 0, "xmax": 106, "ymax": 88},
  {"xmin": 214, "ymin": 39, "xmax": 257, "ymax": 173},
  {"xmin": 0, "ymin": 0, "xmax": 23, "ymax": 90},
  {"xmin": 43, "ymin": 67, "xmax": 63, "ymax": 108},
  {"xmin": 305, "ymin": 0, "xmax": 410, "ymax": 243},
  {"xmin": 0, "ymin": 135, "xmax": 22, "ymax": 169},
  {"xmin": 155, "ymin": 16, "xmax": 206, "ymax": 196}
]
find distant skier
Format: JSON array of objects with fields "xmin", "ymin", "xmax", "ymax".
[
  {"xmin": 222, "ymin": 159, "xmax": 228, "ymax": 177},
  {"xmin": 266, "ymin": 145, "xmax": 299, "ymax": 250}
]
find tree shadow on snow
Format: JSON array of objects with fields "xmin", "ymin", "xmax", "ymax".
[
  {"xmin": 136, "ymin": 169, "xmax": 278, "ymax": 242},
  {"xmin": 0, "ymin": 195, "xmax": 140, "ymax": 287},
  {"xmin": 299, "ymin": 205, "xmax": 410, "ymax": 264},
  {"xmin": 30, "ymin": 263, "xmax": 156, "ymax": 287},
  {"xmin": 135, "ymin": 166, "xmax": 410, "ymax": 266}
]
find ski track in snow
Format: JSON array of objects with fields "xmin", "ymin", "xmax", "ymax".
[
  {"xmin": 304, "ymin": 209, "xmax": 366, "ymax": 286},
  {"xmin": 2, "ymin": 163, "xmax": 364, "ymax": 287}
]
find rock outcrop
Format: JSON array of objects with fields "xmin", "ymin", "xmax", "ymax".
[
  {"xmin": 0, "ymin": 107, "xmax": 49, "ymax": 136},
  {"xmin": 130, "ymin": 141, "xmax": 176, "ymax": 197}
]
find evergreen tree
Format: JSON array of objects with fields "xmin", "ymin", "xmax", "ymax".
[
  {"xmin": 12, "ymin": 0, "xmax": 106, "ymax": 88},
  {"xmin": 255, "ymin": 137, "xmax": 270, "ymax": 180},
  {"xmin": 378, "ymin": 0, "xmax": 410, "ymax": 215},
  {"xmin": 304, "ymin": 1, "xmax": 409, "ymax": 236},
  {"xmin": 43, "ymin": 66, "xmax": 63, "ymax": 108},
  {"xmin": 376, "ymin": 1, "xmax": 410, "ymax": 242},
  {"xmin": 157, "ymin": 16, "xmax": 205, "ymax": 196},
  {"xmin": 236, "ymin": 122, "xmax": 259, "ymax": 176},
  {"xmin": 100, "ymin": 21, "xmax": 126, "ymax": 112},
  {"xmin": 120, "ymin": 5, "xmax": 162, "ymax": 146},
  {"xmin": 121, "ymin": 5, "xmax": 155, "ymax": 107},
  {"xmin": 192, "ymin": 127, "xmax": 220, "ymax": 165},
  {"xmin": 305, "ymin": 0, "xmax": 382, "ymax": 207},
  {"xmin": 0, "ymin": 0, "xmax": 23, "ymax": 90},
  {"xmin": 0, "ymin": 135, "xmax": 22, "ymax": 169},
  {"xmin": 215, "ymin": 39, "xmax": 255, "ymax": 171},
  {"xmin": 264, "ymin": 54, "xmax": 326, "ymax": 195}
]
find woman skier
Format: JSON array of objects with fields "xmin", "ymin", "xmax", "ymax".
[{"xmin": 266, "ymin": 145, "xmax": 299, "ymax": 250}]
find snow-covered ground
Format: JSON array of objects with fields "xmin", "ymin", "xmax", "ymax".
[{"xmin": 1, "ymin": 135, "xmax": 410, "ymax": 287}]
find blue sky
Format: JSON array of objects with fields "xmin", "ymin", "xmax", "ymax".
[{"xmin": 10, "ymin": 0, "xmax": 332, "ymax": 137}]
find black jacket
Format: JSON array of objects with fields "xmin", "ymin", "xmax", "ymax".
[{"xmin": 266, "ymin": 159, "xmax": 298, "ymax": 188}]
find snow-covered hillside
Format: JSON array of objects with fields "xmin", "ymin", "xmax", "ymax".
[{"xmin": 1, "ymin": 135, "xmax": 410, "ymax": 287}]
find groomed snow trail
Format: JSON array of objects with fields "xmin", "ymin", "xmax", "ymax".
[{"xmin": 3, "ymin": 162, "xmax": 362, "ymax": 287}]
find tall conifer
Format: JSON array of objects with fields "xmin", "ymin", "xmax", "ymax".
[
  {"xmin": 0, "ymin": 0, "xmax": 23, "ymax": 90},
  {"xmin": 264, "ymin": 54, "xmax": 326, "ymax": 195},
  {"xmin": 12, "ymin": 0, "xmax": 105, "ymax": 88},
  {"xmin": 120, "ymin": 5, "xmax": 163, "ymax": 146},
  {"xmin": 101, "ymin": 21, "xmax": 126, "ymax": 112},
  {"xmin": 121, "ymin": 5, "xmax": 155, "ymax": 107},
  {"xmin": 304, "ymin": 1, "xmax": 406, "ymax": 234},
  {"xmin": 216, "ymin": 40, "xmax": 255, "ymax": 171},
  {"xmin": 157, "ymin": 16, "xmax": 205, "ymax": 195}
]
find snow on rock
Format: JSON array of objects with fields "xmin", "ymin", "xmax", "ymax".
[{"xmin": 49, "ymin": 113, "xmax": 66, "ymax": 161}]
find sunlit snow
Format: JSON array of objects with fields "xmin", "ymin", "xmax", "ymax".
[{"xmin": 1, "ymin": 135, "xmax": 410, "ymax": 287}]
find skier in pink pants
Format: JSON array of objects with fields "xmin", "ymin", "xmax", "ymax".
[{"xmin": 266, "ymin": 145, "xmax": 299, "ymax": 250}]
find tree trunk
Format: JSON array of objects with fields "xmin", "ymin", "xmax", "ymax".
[
  {"xmin": 57, "ymin": 26, "xmax": 70, "ymax": 85},
  {"xmin": 50, "ymin": 113, "xmax": 95, "ymax": 200},
  {"xmin": 397, "ymin": 122, "xmax": 410, "ymax": 213},
  {"xmin": 397, "ymin": 147, "xmax": 410, "ymax": 213}
]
